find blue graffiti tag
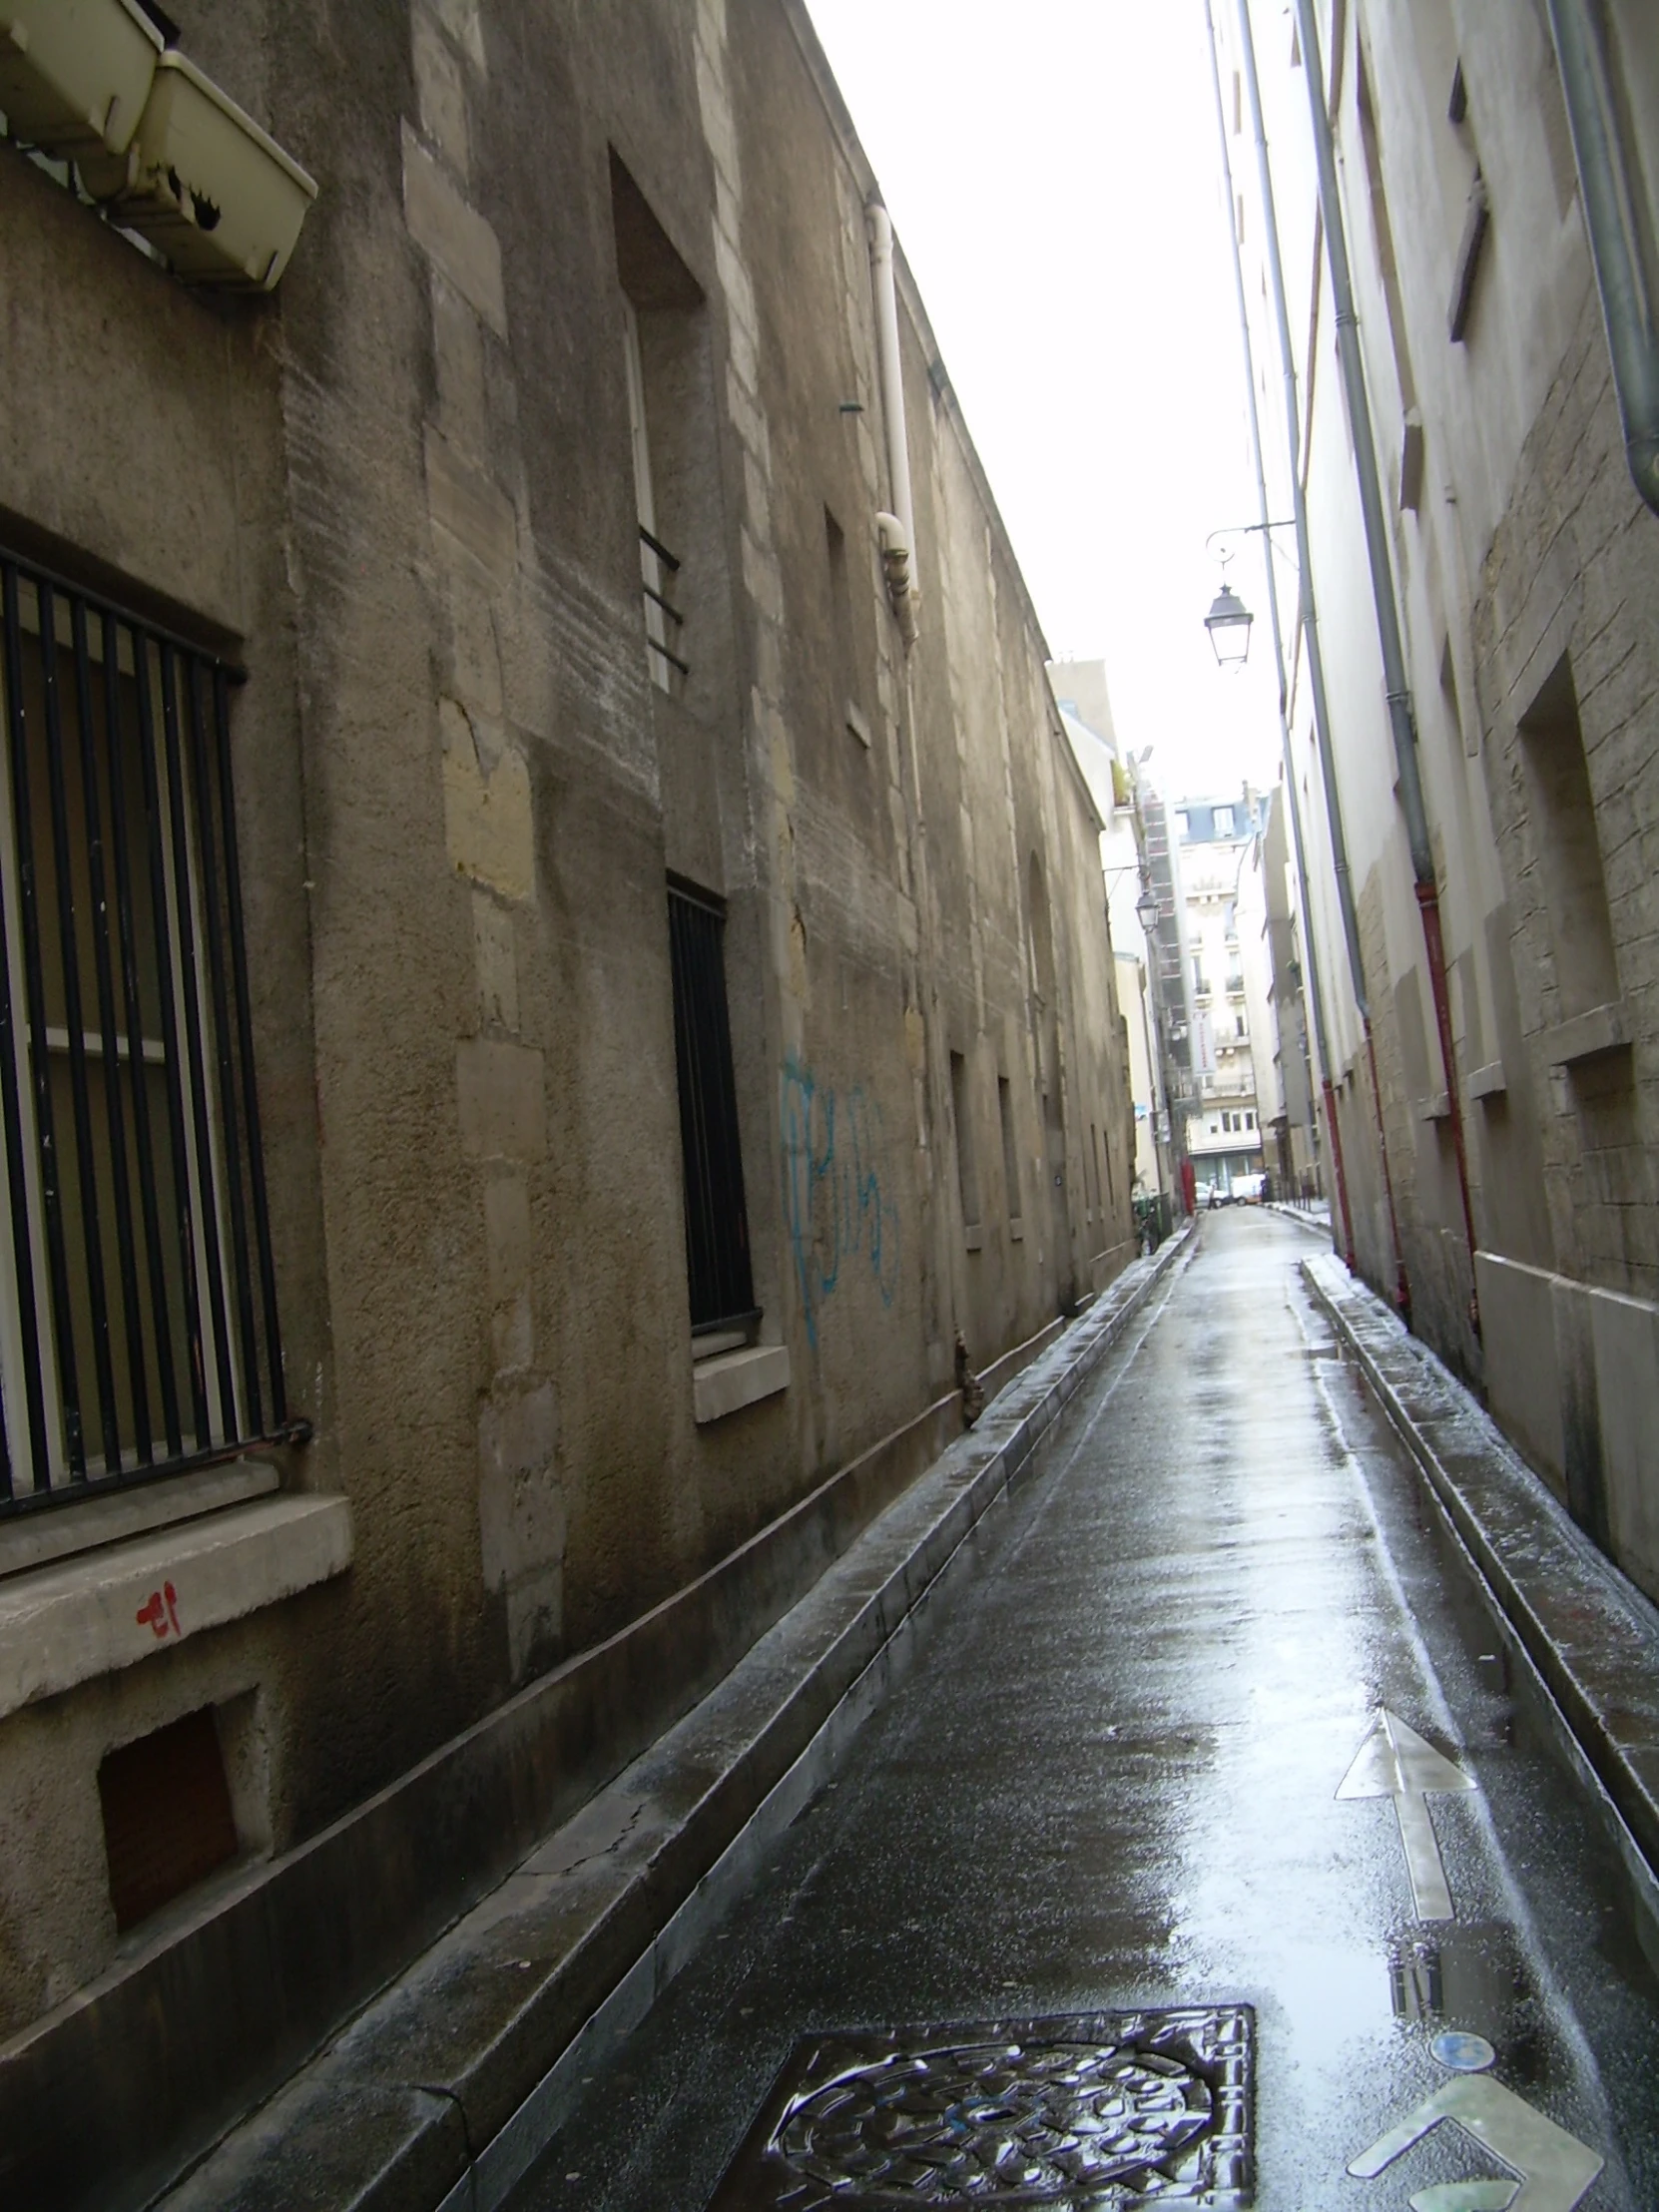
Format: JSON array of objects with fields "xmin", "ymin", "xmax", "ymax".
[{"xmin": 780, "ymin": 1055, "xmax": 901, "ymax": 1349}]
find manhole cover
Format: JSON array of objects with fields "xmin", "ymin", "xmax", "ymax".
[{"xmin": 706, "ymin": 2006, "xmax": 1253, "ymax": 2207}]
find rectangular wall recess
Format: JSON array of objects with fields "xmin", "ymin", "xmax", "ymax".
[{"xmin": 99, "ymin": 1705, "xmax": 239, "ymax": 1932}]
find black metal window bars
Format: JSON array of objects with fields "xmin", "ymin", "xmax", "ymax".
[
  {"xmin": 0, "ymin": 547, "xmax": 304, "ymax": 1516},
  {"xmin": 639, "ymin": 525, "xmax": 689, "ymax": 681},
  {"xmin": 667, "ymin": 883, "xmax": 756, "ymax": 1339}
]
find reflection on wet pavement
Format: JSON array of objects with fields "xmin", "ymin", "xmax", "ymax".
[{"xmin": 508, "ymin": 1213, "xmax": 1659, "ymax": 2210}]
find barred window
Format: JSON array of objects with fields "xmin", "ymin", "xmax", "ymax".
[
  {"xmin": 0, "ymin": 548, "xmax": 297, "ymax": 1511},
  {"xmin": 667, "ymin": 883, "xmax": 755, "ymax": 1339}
]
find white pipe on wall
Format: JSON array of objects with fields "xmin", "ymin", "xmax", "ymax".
[{"xmin": 867, "ymin": 201, "xmax": 919, "ymax": 640}]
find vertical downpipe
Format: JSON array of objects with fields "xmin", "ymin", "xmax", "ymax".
[
  {"xmin": 867, "ymin": 202, "xmax": 920, "ymax": 642},
  {"xmin": 1291, "ymin": 0, "xmax": 1481, "ymax": 1341}
]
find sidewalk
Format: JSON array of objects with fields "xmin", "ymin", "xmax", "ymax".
[
  {"xmin": 502, "ymin": 1210, "xmax": 1659, "ymax": 2209},
  {"xmin": 167, "ymin": 1220, "xmax": 1659, "ymax": 2210},
  {"xmin": 1264, "ymin": 1196, "xmax": 1333, "ymax": 1238},
  {"xmin": 160, "ymin": 1231, "xmax": 1196, "ymax": 2212},
  {"xmin": 1304, "ymin": 1249, "xmax": 1659, "ymax": 1903}
]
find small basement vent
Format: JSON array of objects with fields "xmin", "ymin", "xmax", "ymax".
[{"xmin": 98, "ymin": 1707, "xmax": 239, "ymax": 1932}]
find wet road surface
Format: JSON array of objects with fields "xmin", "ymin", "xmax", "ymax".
[{"xmin": 508, "ymin": 1212, "xmax": 1659, "ymax": 2209}]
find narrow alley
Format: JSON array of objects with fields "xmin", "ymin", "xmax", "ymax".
[
  {"xmin": 508, "ymin": 1212, "xmax": 1659, "ymax": 2211},
  {"xmin": 12, "ymin": 8, "xmax": 1659, "ymax": 2207}
]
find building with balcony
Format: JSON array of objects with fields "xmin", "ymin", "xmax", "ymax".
[{"xmin": 1173, "ymin": 789, "xmax": 1274, "ymax": 1192}]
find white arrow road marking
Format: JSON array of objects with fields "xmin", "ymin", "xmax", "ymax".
[
  {"xmin": 1349, "ymin": 2074, "xmax": 1603, "ymax": 2210},
  {"xmin": 1339, "ymin": 1706, "xmax": 1475, "ymax": 1921}
]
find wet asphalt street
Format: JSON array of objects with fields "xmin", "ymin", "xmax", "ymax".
[{"xmin": 508, "ymin": 1212, "xmax": 1659, "ymax": 2210}]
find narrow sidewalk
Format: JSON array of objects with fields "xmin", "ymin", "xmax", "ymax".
[
  {"xmin": 1305, "ymin": 1248, "xmax": 1659, "ymax": 1903},
  {"xmin": 160, "ymin": 1232, "xmax": 1196, "ymax": 2212},
  {"xmin": 501, "ymin": 1209, "xmax": 1659, "ymax": 2209}
]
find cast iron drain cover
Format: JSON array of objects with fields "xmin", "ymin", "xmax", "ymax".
[{"xmin": 706, "ymin": 2005, "xmax": 1253, "ymax": 2207}]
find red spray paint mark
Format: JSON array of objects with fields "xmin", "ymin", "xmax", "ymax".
[{"xmin": 135, "ymin": 1582, "xmax": 182, "ymax": 1640}]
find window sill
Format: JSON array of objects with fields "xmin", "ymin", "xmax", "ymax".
[
  {"xmin": 963, "ymin": 1225, "xmax": 984, "ymax": 1252},
  {"xmin": 1468, "ymin": 1060, "xmax": 1506, "ymax": 1100},
  {"xmin": 1009, "ymin": 1217, "xmax": 1024, "ymax": 1243},
  {"xmin": 0, "ymin": 1491, "xmax": 353, "ymax": 1721},
  {"xmin": 1544, "ymin": 1000, "xmax": 1629, "ymax": 1069},
  {"xmin": 692, "ymin": 1326, "xmax": 752, "ymax": 1361},
  {"xmin": 1416, "ymin": 1090, "xmax": 1451, "ymax": 1122},
  {"xmin": 693, "ymin": 1344, "xmax": 790, "ymax": 1425},
  {"xmin": 0, "ymin": 1459, "xmax": 279, "ymax": 1584}
]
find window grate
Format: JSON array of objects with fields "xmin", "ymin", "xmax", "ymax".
[
  {"xmin": 667, "ymin": 885, "xmax": 754, "ymax": 1335},
  {"xmin": 0, "ymin": 548, "xmax": 302, "ymax": 1515},
  {"xmin": 639, "ymin": 527, "xmax": 689, "ymax": 678}
]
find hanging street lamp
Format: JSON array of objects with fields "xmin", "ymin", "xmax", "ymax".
[{"xmin": 1203, "ymin": 579, "xmax": 1255, "ymax": 669}]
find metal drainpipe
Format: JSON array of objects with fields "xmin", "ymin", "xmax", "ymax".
[
  {"xmin": 1546, "ymin": 0, "xmax": 1659, "ymax": 515},
  {"xmin": 1234, "ymin": 0, "xmax": 1410, "ymax": 1313},
  {"xmin": 1291, "ymin": 0, "xmax": 1482, "ymax": 1341},
  {"xmin": 1203, "ymin": 0, "xmax": 1357, "ymax": 1268}
]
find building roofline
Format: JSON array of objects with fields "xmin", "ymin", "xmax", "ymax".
[{"xmin": 778, "ymin": 0, "xmax": 1053, "ymax": 663}]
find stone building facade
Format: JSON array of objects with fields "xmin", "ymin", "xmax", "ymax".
[
  {"xmin": 1048, "ymin": 663, "xmax": 1168, "ymax": 1201},
  {"xmin": 1174, "ymin": 791, "xmax": 1273, "ymax": 1195},
  {"xmin": 1256, "ymin": 791, "xmax": 1321, "ymax": 1199},
  {"xmin": 1217, "ymin": 2, "xmax": 1659, "ymax": 1600},
  {"xmin": 0, "ymin": 3, "xmax": 1133, "ymax": 2201}
]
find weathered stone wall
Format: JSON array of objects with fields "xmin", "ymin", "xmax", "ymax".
[
  {"xmin": 0, "ymin": 0, "xmax": 1131, "ymax": 2072},
  {"xmin": 1232, "ymin": 0, "xmax": 1659, "ymax": 1600}
]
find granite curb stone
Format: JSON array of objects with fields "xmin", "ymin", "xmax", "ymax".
[{"xmin": 1262, "ymin": 1201, "xmax": 1334, "ymax": 1240}]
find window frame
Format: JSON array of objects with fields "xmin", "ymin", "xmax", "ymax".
[
  {"xmin": 0, "ymin": 545, "xmax": 300, "ymax": 1515},
  {"xmin": 666, "ymin": 879, "xmax": 757, "ymax": 1342}
]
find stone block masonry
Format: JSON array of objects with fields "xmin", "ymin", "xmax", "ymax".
[{"xmin": 0, "ymin": 0, "xmax": 1138, "ymax": 2197}]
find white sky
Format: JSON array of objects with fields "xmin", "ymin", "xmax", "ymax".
[{"xmin": 803, "ymin": 0, "xmax": 1287, "ymax": 803}]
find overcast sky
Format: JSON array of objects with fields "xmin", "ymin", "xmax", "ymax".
[{"xmin": 803, "ymin": 0, "xmax": 1288, "ymax": 802}]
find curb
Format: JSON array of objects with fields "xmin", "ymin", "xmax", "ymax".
[
  {"xmin": 1263, "ymin": 1202, "xmax": 1333, "ymax": 1241},
  {"xmin": 163, "ymin": 1228, "xmax": 1195, "ymax": 2212},
  {"xmin": 1302, "ymin": 1250, "xmax": 1659, "ymax": 1902}
]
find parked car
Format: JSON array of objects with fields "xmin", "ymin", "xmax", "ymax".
[{"xmin": 1233, "ymin": 1172, "xmax": 1267, "ymax": 1203}]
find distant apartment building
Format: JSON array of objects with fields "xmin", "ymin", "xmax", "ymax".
[
  {"xmin": 1174, "ymin": 791, "xmax": 1273, "ymax": 1192},
  {"xmin": 1137, "ymin": 780, "xmax": 1195, "ymax": 1191},
  {"xmin": 1256, "ymin": 792, "xmax": 1322, "ymax": 1197}
]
